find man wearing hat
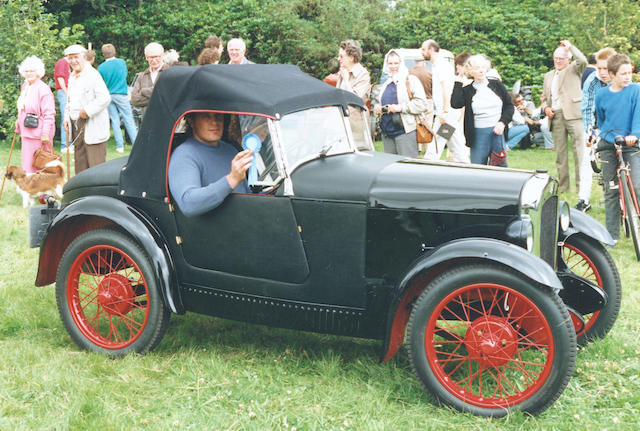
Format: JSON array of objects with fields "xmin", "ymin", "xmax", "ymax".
[{"xmin": 62, "ymin": 44, "xmax": 111, "ymax": 173}]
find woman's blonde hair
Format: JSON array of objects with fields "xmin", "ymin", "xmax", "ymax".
[
  {"xmin": 463, "ymin": 54, "xmax": 491, "ymax": 78},
  {"xmin": 18, "ymin": 56, "xmax": 45, "ymax": 78}
]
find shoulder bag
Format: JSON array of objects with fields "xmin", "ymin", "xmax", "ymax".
[{"xmin": 405, "ymin": 77, "xmax": 433, "ymax": 144}]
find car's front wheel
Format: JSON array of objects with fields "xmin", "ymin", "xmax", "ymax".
[
  {"xmin": 56, "ymin": 228, "xmax": 170, "ymax": 356},
  {"xmin": 560, "ymin": 235, "xmax": 621, "ymax": 345},
  {"xmin": 406, "ymin": 263, "xmax": 576, "ymax": 417}
]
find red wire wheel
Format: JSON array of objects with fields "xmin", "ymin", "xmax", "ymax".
[
  {"xmin": 66, "ymin": 244, "xmax": 150, "ymax": 349},
  {"xmin": 560, "ymin": 235, "xmax": 621, "ymax": 345},
  {"xmin": 56, "ymin": 228, "xmax": 170, "ymax": 356},
  {"xmin": 407, "ymin": 263, "xmax": 575, "ymax": 417}
]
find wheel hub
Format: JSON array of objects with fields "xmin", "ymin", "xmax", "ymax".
[
  {"xmin": 464, "ymin": 315, "xmax": 518, "ymax": 367},
  {"xmin": 97, "ymin": 273, "xmax": 134, "ymax": 315}
]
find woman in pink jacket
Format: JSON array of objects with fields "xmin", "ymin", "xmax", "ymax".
[{"xmin": 15, "ymin": 56, "xmax": 56, "ymax": 173}]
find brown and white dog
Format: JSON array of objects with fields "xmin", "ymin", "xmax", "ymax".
[{"xmin": 5, "ymin": 161, "xmax": 66, "ymax": 207}]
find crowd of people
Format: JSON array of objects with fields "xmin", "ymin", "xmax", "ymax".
[
  {"xmin": 14, "ymin": 35, "xmax": 251, "ymax": 176},
  {"xmin": 12, "ymin": 35, "xmax": 640, "ymax": 240}
]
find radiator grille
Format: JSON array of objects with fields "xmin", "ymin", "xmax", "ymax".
[{"xmin": 539, "ymin": 195, "xmax": 558, "ymax": 266}]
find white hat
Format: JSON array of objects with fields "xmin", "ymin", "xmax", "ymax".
[{"xmin": 64, "ymin": 44, "xmax": 86, "ymax": 55}]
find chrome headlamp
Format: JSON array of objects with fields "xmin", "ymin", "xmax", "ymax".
[
  {"xmin": 559, "ymin": 201, "xmax": 571, "ymax": 232},
  {"xmin": 506, "ymin": 215, "xmax": 534, "ymax": 252}
]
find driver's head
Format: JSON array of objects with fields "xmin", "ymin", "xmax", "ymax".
[{"xmin": 186, "ymin": 112, "xmax": 226, "ymax": 146}]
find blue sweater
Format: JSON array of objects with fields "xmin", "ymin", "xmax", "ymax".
[
  {"xmin": 595, "ymin": 83, "xmax": 640, "ymax": 143},
  {"xmin": 97, "ymin": 58, "xmax": 129, "ymax": 95},
  {"xmin": 168, "ymin": 137, "xmax": 249, "ymax": 217}
]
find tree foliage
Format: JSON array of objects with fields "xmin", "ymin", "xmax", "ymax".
[
  {"xmin": 4, "ymin": 0, "xmax": 640, "ymax": 140},
  {"xmin": 0, "ymin": 0, "xmax": 83, "ymax": 137}
]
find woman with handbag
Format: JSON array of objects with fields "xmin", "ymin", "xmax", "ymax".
[
  {"xmin": 373, "ymin": 50, "xmax": 428, "ymax": 157},
  {"xmin": 451, "ymin": 54, "xmax": 514, "ymax": 166},
  {"xmin": 15, "ymin": 56, "xmax": 56, "ymax": 173}
]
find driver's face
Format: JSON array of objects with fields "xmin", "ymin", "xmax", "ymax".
[{"xmin": 191, "ymin": 112, "xmax": 224, "ymax": 145}]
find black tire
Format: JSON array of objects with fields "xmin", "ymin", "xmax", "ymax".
[
  {"xmin": 560, "ymin": 235, "xmax": 622, "ymax": 345},
  {"xmin": 56, "ymin": 228, "xmax": 170, "ymax": 356},
  {"xmin": 406, "ymin": 263, "xmax": 576, "ymax": 417},
  {"xmin": 621, "ymin": 171, "xmax": 640, "ymax": 260}
]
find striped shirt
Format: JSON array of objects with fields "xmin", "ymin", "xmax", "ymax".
[{"xmin": 581, "ymin": 72, "xmax": 608, "ymax": 133}]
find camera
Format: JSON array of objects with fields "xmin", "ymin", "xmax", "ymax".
[{"xmin": 381, "ymin": 105, "xmax": 391, "ymax": 114}]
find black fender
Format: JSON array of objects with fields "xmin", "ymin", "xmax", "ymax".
[
  {"xmin": 35, "ymin": 195, "xmax": 184, "ymax": 314},
  {"xmin": 381, "ymin": 237, "xmax": 562, "ymax": 363},
  {"xmin": 562, "ymin": 207, "xmax": 615, "ymax": 246}
]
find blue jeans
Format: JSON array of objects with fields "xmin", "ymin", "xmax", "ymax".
[
  {"xmin": 505, "ymin": 124, "xmax": 529, "ymax": 149},
  {"xmin": 471, "ymin": 127, "xmax": 504, "ymax": 165},
  {"xmin": 56, "ymin": 90, "xmax": 68, "ymax": 150},
  {"xmin": 108, "ymin": 93, "xmax": 138, "ymax": 149}
]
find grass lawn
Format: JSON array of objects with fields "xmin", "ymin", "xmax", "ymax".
[{"xmin": 0, "ymin": 139, "xmax": 639, "ymax": 430}]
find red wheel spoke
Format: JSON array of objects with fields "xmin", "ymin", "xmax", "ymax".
[
  {"xmin": 67, "ymin": 244, "xmax": 151, "ymax": 350},
  {"xmin": 424, "ymin": 282, "xmax": 556, "ymax": 408}
]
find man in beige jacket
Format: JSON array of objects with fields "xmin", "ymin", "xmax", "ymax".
[
  {"xmin": 63, "ymin": 44, "xmax": 111, "ymax": 174},
  {"xmin": 542, "ymin": 40, "xmax": 587, "ymax": 192}
]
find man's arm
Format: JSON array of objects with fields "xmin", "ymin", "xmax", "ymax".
[
  {"xmin": 57, "ymin": 77, "xmax": 67, "ymax": 93},
  {"xmin": 169, "ymin": 146, "xmax": 252, "ymax": 217},
  {"xmin": 581, "ymin": 75, "xmax": 599, "ymax": 133},
  {"xmin": 82, "ymin": 71, "xmax": 111, "ymax": 117},
  {"xmin": 629, "ymin": 86, "xmax": 640, "ymax": 138},
  {"xmin": 130, "ymin": 73, "xmax": 151, "ymax": 107},
  {"xmin": 562, "ymin": 40, "xmax": 587, "ymax": 76}
]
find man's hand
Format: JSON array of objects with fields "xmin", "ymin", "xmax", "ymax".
[
  {"xmin": 493, "ymin": 121, "xmax": 505, "ymax": 136},
  {"xmin": 226, "ymin": 149, "xmax": 253, "ymax": 189},
  {"xmin": 625, "ymin": 135, "xmax": 638, "ymax": 147},
  {"xmin": 559, "ymin": 40, "xmax": 572, "ymax": 49},
  {"xmin": 544, "ymin": 107, "xmax": 555, "ymax": 120},
  {"xmin": 439, "ymin": 115, "xmax": 447, "ymax": 125},
  {"xmin": 79, "ymin": 109, "xmax": 89, "ymax": 119},
  {"xmin": 63, "ymin": 120, "xmax": 69, "ymax": 133}
]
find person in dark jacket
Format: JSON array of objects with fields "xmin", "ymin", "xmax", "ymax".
[{"xmin": 451, "ymin": 54, "xmax": 514, "ymax": 165}]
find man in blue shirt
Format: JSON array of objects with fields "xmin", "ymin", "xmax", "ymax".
[
  {"xmin": 576, "ymin": 47, "xmax": 616, "ymax": 212},
  {"xmin": 98, "ymin": 44, "xmax": 138, "ymax": 153},
  {"xmin": 168, "ymin": 112, "xmax": 253, "ymax": 217}
]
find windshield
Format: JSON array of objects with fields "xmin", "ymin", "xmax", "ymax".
[{"xmin": 279, "ymin": 106, "xmax": 353, "ymax": 169}]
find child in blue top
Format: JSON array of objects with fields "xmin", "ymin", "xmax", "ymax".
[{"xmin": 594, "ymin": 54, "xmax": 640, "ymax": 240}]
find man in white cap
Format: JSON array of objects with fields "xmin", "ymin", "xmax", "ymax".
[
  {"xmin": 131, "ymin": 42, "xmax": 169, "ymax": 117},
  {"xmin": 62, "ymin": 44, "xmax": 111, "ymax": 173}
]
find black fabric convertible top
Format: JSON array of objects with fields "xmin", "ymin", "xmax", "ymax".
[{"xmin": 119, "ymin": 64, "xmax": 364, "ymax": 200}]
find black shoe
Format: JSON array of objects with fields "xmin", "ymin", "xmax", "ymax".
[{"xmin": 575, "ymin": 200, "xmax": 591, "ymax": 212}]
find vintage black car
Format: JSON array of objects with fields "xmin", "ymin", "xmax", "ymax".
[{"xmin": 34, "ymin": 65, "xmax": 621, "ymax": 417}]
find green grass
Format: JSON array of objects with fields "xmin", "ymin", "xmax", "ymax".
[{"xmin": 1, "ymin": 141, "xmax": 639, "ymax": 430}]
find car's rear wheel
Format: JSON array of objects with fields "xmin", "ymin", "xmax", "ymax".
[
  {"xmin": 406, "ymin": 263, "xmax": 575, "ymax": 417},
  {"xmin": 560, "ymin": 235, "xmax": 621, "ymax": 345},
  {"xmin": 56, "ymin": 228, "xmax": 170, "ymax": 356}
]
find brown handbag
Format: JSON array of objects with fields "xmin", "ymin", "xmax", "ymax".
[
  {"xmin": 32, "ymin": 144, "xmax": 61, "ymax": 171},
  {"xmin": 406, "ymin": 77, "xmax": 433, "ymax": 144}
]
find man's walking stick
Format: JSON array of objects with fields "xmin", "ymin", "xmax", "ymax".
[
  {"xmin": 0, "ymin": 130, "xmax": 18, "ymax": 201},
  {"xmin": 66, "ymin": 124, "xmax": 70, "ymax": 181}
]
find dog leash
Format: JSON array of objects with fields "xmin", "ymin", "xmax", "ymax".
[{"xmin": 0, "ymin": 130, "xmax": 18, "ymax": 201}]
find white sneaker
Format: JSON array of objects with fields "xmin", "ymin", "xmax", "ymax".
[{"xmin": 116, "ymin": 147, "xmax": 124, "ymax": 153}]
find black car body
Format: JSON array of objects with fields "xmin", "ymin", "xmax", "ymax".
[{"xmin": 35, "ymin": 65, "xmax": 621, "ymax": 417}]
